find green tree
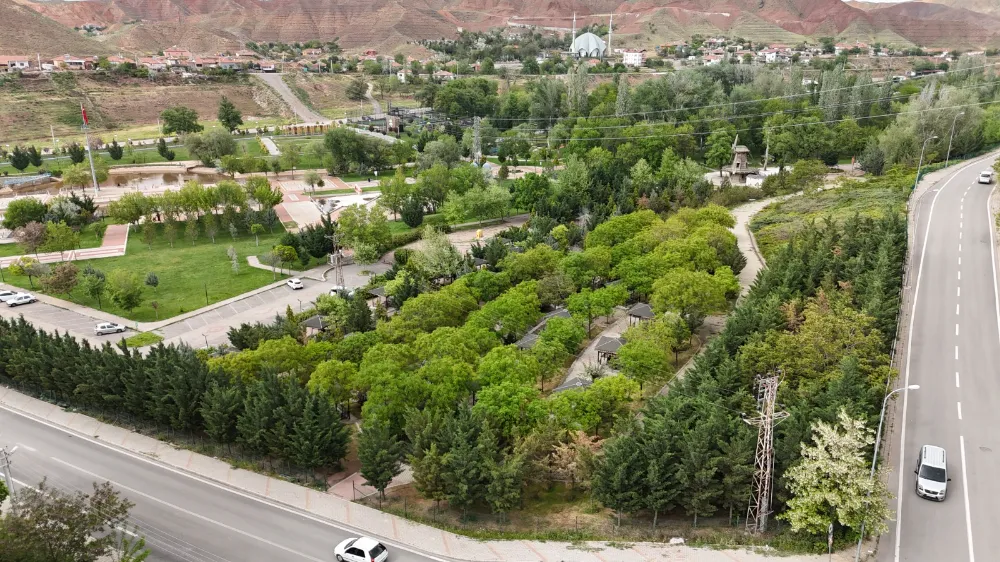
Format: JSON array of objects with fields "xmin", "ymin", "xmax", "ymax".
[
  {"xmin": 108, "ymin": 139, "xmax": 125, "ymax": 160},
  {"xmin": 106, "ymin": 269, "xmax": 144, "ymax": 314},
  {"xmin": 616, "ymin": 317, "xmax": 676, "ymax": 390},
  {"xmin": 676, "ymin": 423, "xmax": 722, "ymax": 526},
  {"xmin": 156, "ymin": 137, "xmax": 175, "ymax": 161},
  {"xmin": 484, "ymin": 452, "xmax": 525, "ymax": 522},
  {"xmin": 651, "ymin": 267, "xmax": 738, "ymax": 330},
  {"xmin": 250, "ymin": 223, "xmax": 265, "ymax": 246},
  {"xmin": 67, "ymin": 142, "xmax": 86, "ymax": 164},
  {"xmin": 62, "ymin": 162, "xmax": 109, "ymax": 191},
  {"xmin": 12, "ymin": 221, "xmax": 46, "ymax": 256},
  {"xmin": 378, "ymin": 167, "xmax": 412, "ymax": 219},
  {"xmin": 79, "ymin": 266, "xmax": 106, "ymax": 309},
  {"xmin": 7, "ymin": 145, "xmax": 30, "ymax": 171},
  {"xmin": 201, "ymin": 381, "xmax": 242, "ymax": 444},
  {"xmin": 307, "ymin": 359, "xmax": 357, "ymax": 412},
  {"xmin": 144, "ymin": 272, "xmax": 159, "ymax": 293},
  {"xmin": 303, "ymin": 170, "xmax": 322, "ymax": 193},
  {"xmin": 346, "ymin": 76, "xmax": 367, "ymax": 101},
  {"xmin": 357, "ymin": 420, "xmax": 405, "ymax": 503},
  {"xmin": 187, "ymin": 130, "xmax": 237, "ymax": 167},
  {"xmin": 217, "ymin": 96, "xmax": 244, "ymax": 132},
  {"xmin": 338, "ymin": 203, "xmax": 390, "ymax": 264},
  {"xmin": 0, "ymin": 481, "xmax": 136, "ymax": 562},
  {"xmin": 780, "ymin": 409, "xmax": 891, "ymax": 538},
  {"xmin": 2, "ymin": 198, "xmax": 48, "ymax": 229},
  {"xmin": 400, "ymin": 195, "xmax": 424, "ymax": 228},
  {"xmin": 273, "ymin": 244, "xmax": 298, "ymax": 271},
  {"xmin": 9, "ymin": 256, "xmax": 48, "ymax": 288},
  {"xmin": 592, "ymin": 419, "xmax": 645, "ymax": 526},
  {"xmin": 106, "ymin": 192, "xmax": 148, "ymax": 225},
  {"xmin": 411, "ymin": 442, "xmax": 448, "ymax": 511},
  {"xmin": 160, "ymin": 106, "xmax": 203, "ymax": 134},
  {"xmin": 705, "ymin": 127, "xmax": 735, "ymax": 176},
  {"xmin": 41, "ymin": 221, "xmax": 79, "ymax": 258},
  {"xmin": 40, "ymin": 262, "xmax": 79, "ymax": 296}
]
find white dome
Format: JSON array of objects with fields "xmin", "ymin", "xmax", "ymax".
[{"xmin": 571, "ymin": 33, "xmax": 607, "ymax": 58}]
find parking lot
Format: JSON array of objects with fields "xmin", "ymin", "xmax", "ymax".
[{"xmin": 0, "ymin": 295, "xmax": 130, "ymax": 345}]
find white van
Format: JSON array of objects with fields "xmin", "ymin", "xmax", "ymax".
[{"xmin": 915, "ymin": 444, "xmax": 950, "ymax": 501}]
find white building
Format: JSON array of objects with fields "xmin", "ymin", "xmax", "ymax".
[
  {"xmin": 622, "ymin": 49, "xmax": 645, "ymax": 67},
  {"xmin": 571, "ymin": 33, "xmax": 607, "ymax": 59}
]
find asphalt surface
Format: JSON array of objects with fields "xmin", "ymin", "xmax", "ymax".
[
  {"xmin": 0, "ymin": 408, "xmax": 440, "ymax": 562},
  {"xmin": 0, "ymin": 296, "xmax": 129, "ymax": 346},
  {"xmin": 884, "ymin": 158, "xmax": 1000, "ymax": 562}
]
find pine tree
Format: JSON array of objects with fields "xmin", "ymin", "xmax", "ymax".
[
  {"xmin": 286, "ymin": 393, "xmax": 330, "ymax": 470},
  {"xmin": 345, "ymin": 294, "xmax": 375, "ymax": 334},
  {"xmin": 202, "ymin": 380, "xmax": 242, "ymax": 445},
  {"xmin": 236, "ymin": 374, "xmax": 282, "ymax": 456},
  {"xmin": 676, "ymin": 423, "xmax": 722, "ymax": 527},
  {"xmin": 443, "ymin": 430, "xmax": 486, "ymax": 518},
  {"xmin": 615, "ymin": 77, "xmax": 631, "ymax": 117},
  {"xmin": 411, "ymin": 442, "xmax": 448, "ymax": 512},
  {"xmin": 641, "ymin": 417, "xmax": 679, "ymax": 528},
  {"xmin": 591, "ymin": 419, "xmax": 645, "ymax": 526},
  {"xmin": 484, "ymin": 452, "xmax": 525, "ymax": 522},
  {"xmin": 715, "ymin": 423, "xmax": 755, "ymax": 527},
  {"xmin": 358, "ymin": 420, "xmax": 405, "ymax": 503}
]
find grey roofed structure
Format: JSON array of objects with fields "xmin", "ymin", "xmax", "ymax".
[
  {"xmin": 595, "ymin": 335, "xmax": 625, "ymax": 363},
  {"xmin": 627, "ymin": 302, "xmax": 655, "ymax": 325},
  {"xmin": 303, "ymin": 315, "xmax": 326, "ymax": 337},
  {"xmin": 515, "ymin": 333, "xmax": 539, "ymax": 350},
  {"xmin": 571, "ymin": 32, "xmax": 607, "ymax": 58}
]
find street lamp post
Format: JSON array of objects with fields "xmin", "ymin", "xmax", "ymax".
[
  {"xmin": 914, "ymin": 136, "xmax": 938, "ymax": 191},
  {"xmin": 945, "ymin": 112, "xmax": 965, "ymax": 168},
  {"xmin": 854, "ymin": 384, "xmax": 920, "ymax": 562}
]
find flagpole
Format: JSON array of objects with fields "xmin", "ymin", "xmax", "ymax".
[{"xmin": 81, "ymin": 103, "xmax": 99, "ymax": 193}]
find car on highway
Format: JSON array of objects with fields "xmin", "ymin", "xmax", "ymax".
[
  {"xmin": 915, "ymin": 444, "xmax": 950, "ymax": 501},
  {"xmin": 979, "ymin": 170, "xmax": 993, "ymax": 184},
  {"xmin": 286, "ymin": 278, "xmax": 304, "ymax": 290},
  {"xmin": 94, "ymin": 322, "xmax": 127, "ymax": 335},
  {"xmin": 6, "ymin": 293, "xmax": 36, "ymax": 307},
  {"xmin": 334, "ymin": 536, "xmax": 388, "ymax": 562},
  {"xmin": 0, "ymin": 289, "xmax": 20, "ymax": 303}
]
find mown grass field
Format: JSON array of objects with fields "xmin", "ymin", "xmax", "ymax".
[
  {"xmin": 2, "ymin": 221, "xmax": 290, "ymax": 322},
  {"xmin": 0, "ymin": 222, "xmax": 106, "ymax": 258},
  {"xmin": 750, "ymin": 177, "xmax": 909, "ymax": 259}
]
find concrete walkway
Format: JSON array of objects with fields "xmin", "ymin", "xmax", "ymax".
[
  {"xmin": 0, "ymin": 224, "xmax": 130, "ymax": 268},
  {"xmin": 260, "ymin": 137, "xmax": 281, "ymax": 156},
  {"xmin": 0, "ymin": 385, "xmax": 856, "ymax": 562},
  {"xmin": 557, "ymin": 308, "xmax": 628, "ymax": 390}
]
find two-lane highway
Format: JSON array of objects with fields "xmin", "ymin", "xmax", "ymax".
[
  {"xmin": 885, "ymin": 157, "xmax": 1000, "ymax": 562},
  {"xmin": 0, "ymin": 407, "xmax": 440, "ymax": 562}
]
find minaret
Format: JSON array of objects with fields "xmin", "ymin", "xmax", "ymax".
[
  {"xmin": 607, "ymin": 13, "xmax": 613, "ymax": 59},
  {"xmin": 571, "ymin": 12, "xmax": 576, "ymax": 53}
]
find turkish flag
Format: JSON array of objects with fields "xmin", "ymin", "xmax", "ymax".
[{"xmin": 81, "ymin": 103, "xmax": 89, "ymax": 126}]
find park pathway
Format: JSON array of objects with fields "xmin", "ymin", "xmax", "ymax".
[{"xmin": 0, "ymin": 224, "xmax": 129, "ymax": 269}]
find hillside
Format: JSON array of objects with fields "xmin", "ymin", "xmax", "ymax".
[
  {"xmin": 0, "ymin": 2, "xmax": 112, "ymax": 56},
  {"xmin": 9, "ymin": 0, "xmax": 1000, "ymax": 54}
]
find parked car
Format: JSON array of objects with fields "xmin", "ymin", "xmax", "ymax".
[
  {"xmin": 334, "ymin": 537, "xmax": 388, "ymax": 562},
  {"xmin": 915, "ymin": 444, "xmax": 950, "ymax": 501},
  {"xmin": 979, "ymin": 170, "xmax": 993, "ymax": 184},
  {"xmin": 286, "ymin": 278, "xmax": 304, "ymax": 290},
  {"xmin": 7, "ymin": 293, "xmax": 36, "ymax": 307},
  {"xmin": 94, "ymin": 322, "xmax": 126, "ymax": 335},
  {"xmin": 329, "ymin": 285, "xmax": 356, "ymax": 298},
  {"xmin": 0, "ymin": 290, "xmax": 20, "ymax": 303}
]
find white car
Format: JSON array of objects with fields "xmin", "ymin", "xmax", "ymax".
[
  {"xmin": 334, "ymin": 537, "xmax": 388, "ymax": 562},
  {"xmin": 979, "ymin": 170, "xmax": 993, "ymax": 184},
  {"xmin": 95, "ymin": 322, "xmax": 126, "ymax": 335},
  {"xmin": 286, "ymin": 278, "xmax": 304, "ymax": 290},
  {"xmin": 0, "ymin": 290, "xmax": 20, "ymax": 303},
  {"xmin": 329, "ymin": 285, "xmax": 356, "ymax": 298},
  {"xmin": 7, "ymin": 293, "xmax": 36, "ymax": 307}
]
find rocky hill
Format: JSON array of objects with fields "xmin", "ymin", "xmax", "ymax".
[
  {"xmin": 9, "ymin": 0, "xmax": 1000, "ymax": 55},
  {"xmin": 0, "ymin": 1, "xmax": 113, "ymax": 56}
]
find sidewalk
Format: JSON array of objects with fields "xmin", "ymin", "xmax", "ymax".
[
  {"xmin": 0, "ymin": 384, "xmax": 853, "ymax": 562},
  {"xmin": 0, "ymin": 224, "xmax": 130, "ymax": 269}
]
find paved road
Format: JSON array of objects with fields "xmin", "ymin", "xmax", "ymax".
[
  {"xmin": 884, "ymin": 158, "xmax": 1000, "ymax": 562},
  {"xmin": 0, "ymin": 407, "xmax": 439, "ymax": 562},
  {"xmin": 254, "ymin": 73, "xmax": 331, "ymax": 125},
  {"xmin": 0, "ymin": 295, "xmax": 129, "ymax": 346}
]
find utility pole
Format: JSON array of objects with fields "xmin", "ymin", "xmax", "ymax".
[
  {"xmin": 472, "ymin": 116, "xmax": 482, "ymax": 166},
  {"xmin": 607, "ymin": 13, "xmax": 613, "ymax": 59},
  {"xmin": 0, "ymin": 445, "xmax": 16, "ymax": 500},
  {"xmin": 81, "ymin": 103, "xmax": 100, "ymax": 193},
  {"xmin": 744, "ymin": 372, "xmax": 788, "ymax": 534}
]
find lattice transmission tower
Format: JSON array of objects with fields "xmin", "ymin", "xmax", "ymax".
[{"xmin": 744, "ymin": 372, "xmax": 788, "ymax": 534}]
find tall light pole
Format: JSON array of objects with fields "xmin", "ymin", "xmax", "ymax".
[
  {"xmin": 854, "ymin": 384, "xmax": 920, "ymax": 562},
  {"xmin": 914, "ymin": 135, "xmax": 938, "ymax": 191},
  {"xmin": 945, "ymin": 112, "xmax": 965, "ymax": 168}
]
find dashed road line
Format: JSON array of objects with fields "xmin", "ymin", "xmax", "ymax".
[
  {"xmin": 956, "ymin": 371, "xmax": 960, "ymax": 388},
  {"xmin": 960, "ymin": 436, "xmax": 976, "ymax": 562},
  {"xmin": 957, "ymin": 303, "xmax": 961, "ymax": 315},
  {"xmin": 956, "ymin": 345, "xmax": 959, "ymax": 360},
  {"xmin": 957, "ymin": 402, "xmax": 963, "ymax": 420},
  {"xmin": 956, "ymin": 324, "xmax": 960, "ymax": 336}
]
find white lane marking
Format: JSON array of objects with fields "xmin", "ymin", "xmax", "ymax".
[
  {"xmin": 961, "ymin": 222, "xmax": 964, "ymax": 229},
  {"xmin": 956, "ymin": 345, "xmax": 959, "ymax": 359},
  {"xmin": 960, "ymin": 231, "xmax": 963, "ymax": 239},
  {"xmin": 956, "ymin": 371, "xmax": 960, "ymax": 388},
  {"xmin": 959, "ymin": 271, "xmax": 962, "ymax": 280},
  {"xmin": 957, "ymin": 402, "xmax": 963, "ymax": 420},
  {"xmin": 0, "ymin": 404, "xmax": 448, "ymax": 562},
  {"xmin": 12, "ymin": 478, "xmax": 38, "ymax": 491},
  {"xmin": 960, "ymin": 257, "xmax": 962, "ymax": 265},
  {"xmin": 958, "ymin": 287, "xmax": 962, "ymax": 297},
  {"xmin": 51, "ymin": 456, "xmax": 327, "ymax": 562},
  {"xmin": 960, "ymin": 243, "xmax": 963, "ymax": 252},
  {"xmin": 895, "ymin": 163, "xmax": 977, "ymax": 562},
  {"xmin": 15, "ymin": 443, "xmax": 37, "ymax": 452},
  {"xmin": 961, "ymin": 213, "xmax": 964, "ymax": 219},
  {"xmin": 960, "ymin": 436, "xmax": 976, "ymax": 562},
  {"xmin": 957, "ymin": 303, "xmax": 961, "ymax": 315},
  {"xmin": 956, "ymin": 324, "xmax": 960, "ymax": 336}
]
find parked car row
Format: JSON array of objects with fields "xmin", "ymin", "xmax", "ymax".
[{"xmin": 0, "ymin": 290, "xmax": 36, "ymax": 307}]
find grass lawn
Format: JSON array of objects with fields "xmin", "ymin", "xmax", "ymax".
[
  {"xmin": 750, "ymin": 180, "xmax": 909, "ymax": 259},
  {"xmin": 2, "ymin": 221, "xmax": 291, "ymax": 322},
  {"xmin": 0, "ymin": 223, "xmax": 107, "ymax": 258},
  {"xmin": 124, "ymin": 332, "xmax": 164, "ymax": 347}
]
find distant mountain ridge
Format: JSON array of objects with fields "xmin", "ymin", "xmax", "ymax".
[{"xmin": 6, "ymin": 0, "xmax": 1000, "ymax": 56}]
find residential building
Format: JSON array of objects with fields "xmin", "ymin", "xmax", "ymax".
[
  {"xmin": 396, "ymin": 69, "xmax": 410, "ymax": 83},
  {"xmin": 163, "ymin": 46, "xmax": 192, "ymax": 66},
  {"xmin": 57, "ymin": 54, "xmax": 93, "ymax": 70},
  {"xmin": 218, "ymin": 57, "xmax": 242, "ymax": 70},
  {"xmin": 622, "ymin": 49, "xmax": 645, "ymax": 67},
  {"xmin": 432, "ymin": 69, "xmax": 455, "ymax": 81},
  {"xmin": 302, "ymin": 48, "xmax": 323, "ymax": 57},
  {"xmin": 0, "ymin": 56, "xmax": 30, "ymax": 72},
  {"xmin": 139, "ymin": 57, "xmax": 167, "ymax": 71},
  {"xmin": 703, "ymin": 54, "xmax": 724, "ymax": 66},
  {"xmin": 259, "ymin": 60, "xmax": 277, "ymax": 72}
]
